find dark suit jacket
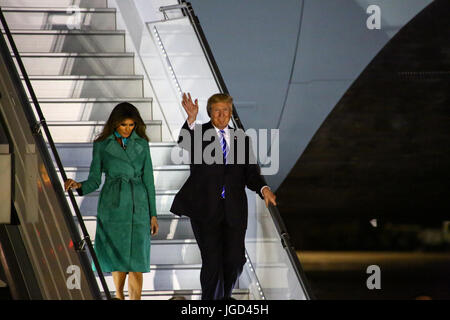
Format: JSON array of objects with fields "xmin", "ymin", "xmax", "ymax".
[{"xmin": 170, "ymin": 120, "xmax": 266, "ymax": 229}]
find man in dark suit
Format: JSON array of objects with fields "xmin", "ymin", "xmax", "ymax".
[{"xmin": 170, "ymin": 92, "xmax": 277, "ymax": 300}]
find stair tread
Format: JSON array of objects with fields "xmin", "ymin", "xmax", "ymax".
[
  {"xmin": 2, "ymin": 29, "xmax": 125, "ymax": 34},
  {"xmin": 70, "ymin": 189, "xmax": 179, "ymax": 196},
  {"xmin": 15, "ymin": 52, "xmax": 134, "ymax": 57},
  {"xmin": 101, "ymin": 263, "xmax": 287, "ymax": 270},
  {"xmin": 115, "ymin": 288, "xmax": 249, "ymax": 293},
  {"xmin": 37, "ymin": 97, "xmax": 153, "ymax": 102},
  {"xmin": 93, "ymin": 264, "xmax": 203, "ymax": 270},
  {"xmin": 139, "ymin": 288, "xmax": 249, "ymax": 293},
  {"xmin": 87, "ymin": 236, "xmax": 281, "ymax": 247},
  {"xmin": 60, "ymin": 164, "xmax": 187, "ymax": 170},
  {"xmin": 82, "ymin": 239, "xmax": 197, "ymax": 244},
  {"xmin": 24, "ymin": 75, "xmax": 144, "ymax": 79},
  {"xmin": 80, "ymin": 213, "xmax": 186, "ymax": 219},
  {"xmin": 53, "ymin": 141, "xmax": 174, "ymax": 146},
  {"xmin": 152, "ymin": 239, "xmax": 197, "ymax": 244},
  {"xmin": 0, "ymin": 0, "xmax": 108, "ymax": 9},
  {"xmin": 149, "ymin": 264, "xmax": 201, "ymax": 269},
  {"xmin": 47, "ymin": 120, "xmax": 161, "ymax": 125},
  {"xmin": 1, "ymin": 7, "xmax": 116, "ymax": 12},
  {"xmin": 87, "ymin": 239, "xmax": 199, "ymax": 248},
  {"xmin": 107, "ymin": 288, "xmax": 250, "ymax": 296}
]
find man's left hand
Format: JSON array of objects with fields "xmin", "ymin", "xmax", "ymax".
[{"xmin": 262, "ymin": 187, "xmax": 277, "ymax": 208}]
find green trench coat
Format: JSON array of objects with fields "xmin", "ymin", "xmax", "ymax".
[{"xmin": 77, "ymin": 130, "xmax": 157, "ymax": 273}]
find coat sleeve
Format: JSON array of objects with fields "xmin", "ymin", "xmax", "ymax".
[
  {"xmin": 177, "ymin": 120, "xmax": 193, "ymax": 145},
  {"xmin": 77, "ymin": 141, "xmax": 102, "ymax": 196},
  {"xmin": 143, "ymin": 142, "xmax": 157, "ymax": 218},
  {"xmin": 244, "ymin": 135, "xmax": 267, "ymax": 199}
]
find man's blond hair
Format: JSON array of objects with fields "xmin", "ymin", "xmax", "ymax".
[{"xmin": 206, "ymin": 93, "xmax": 233, "ymax": 117}]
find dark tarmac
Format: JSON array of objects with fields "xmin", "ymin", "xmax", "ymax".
[{"xmin": 297, "ymin": 251, "xmax": 450, "ymax": 300}]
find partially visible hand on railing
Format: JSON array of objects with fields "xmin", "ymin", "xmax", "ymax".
[
  {"xmin": 262, "ymin": 187, "xmax": 277, "ymax": 208},
  {"xmin": 64, "ymin": 179, "xmax": 81, "ymax": 192}
]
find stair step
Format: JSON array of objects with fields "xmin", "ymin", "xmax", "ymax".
[
  {"xmin": 46, "ymin": 120, "xmax": 162, "ymax": 142},
  {"xmin": 1, "ymin": 7, "xmax": 116, "ymax": 31},
  {"xmin": 14, "ymin": 53, "xmax": 134, "ymax": 75},
  {"xmin": 23, "ymin": 75, "xmax": 143, "ymax": 98},
  {"xmin": 140, "ymin": 289, "xmax": 250, "ymax": 300},
  {"xmin": 78, "ymin": 214, "xmax": 194, "ymax": 241},
  {"xmin": 59, "ymin": 164, "xmax": 189, "ymax": 190},
  {"xmin": 52, "ymin": 142, "xmax": 178, "ymax": 166},
  {"xmin": 150, "ymin": 239, "xmax": 284, "ymax": 266},
  {"xmin": 149, "ymin": 240, "xmax": 200, "ymax": 265},
  {"xmin": 94, "ymin": 264, "xmax": 258, "ymax": 293},
  {"xmin": 153, "ymin": 215, "xmax": 194, "ymax": 241},
  {"xmin": 92, "ymin": 244, "xmax": 289, "ymax": 290},
  {"xmin": 37, "ymin": 97, "xmax": 152, "ymax": 121},
  {"xmin": 0, "ymin": 0, "xmax": 108, "ymax": 8},
  {"xmin": 100, "ymin": 287, "xmax": 250, "ymax": 300},
  {"xmin": 68, "ymin": 189, "xmax": 177, "ymax": 215},
  {"xmin": 87, "ymin": 240, "xmax": 202, "ymax": 265},
  {"xmin": 2, "ymin": 30, "xmax": 125, "ymax": 53},
  {"xmin": 96, "ymin": 264, "xmax": 204, "ymax": 291},
  {"xmin": 85, "ymin": 231, "xmax": 288, "ymax": 273}
]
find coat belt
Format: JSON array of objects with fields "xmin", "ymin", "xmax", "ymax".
[{"xmin": 106, "ymin": 175, "xmax": 143, "ymax": 208}]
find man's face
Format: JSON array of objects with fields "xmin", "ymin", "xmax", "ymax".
[
  {"xmin": 116, "ymin": 118, "xmax": 135, "ymax": 138},
  {"xmin": 210, "ymin": 102, "xmax": 232, "ymax": 130}
]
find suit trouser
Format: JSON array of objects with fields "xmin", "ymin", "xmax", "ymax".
[{"xmin": 190, "ymin": 200, "xmax": 247, "ymax": 300}]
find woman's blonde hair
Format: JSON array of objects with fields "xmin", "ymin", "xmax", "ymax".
[{"xmin": 206, "ymin": 93, "xmax": 233, "ymax": 117}]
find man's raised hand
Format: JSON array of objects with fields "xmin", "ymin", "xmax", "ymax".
[{"xmin": 182, "ymin": 92, "xmax": 198, "ymax": 125}]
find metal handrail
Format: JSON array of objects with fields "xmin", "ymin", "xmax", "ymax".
[
  {"xmin": 0, "ymin": 7, "xmax": 111, "ymax": 300},
  {"xmin": 268, "ymin": 204, "xmax": 314, "ymax": 299},
  {"xmin": 178, "ymin": 0, "xmax": 314, "ymax": 299}
]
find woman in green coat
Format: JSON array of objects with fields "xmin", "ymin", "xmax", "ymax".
[{"xmin": 64, "ymin": 102, "xmax": 158, "ymax": 300}]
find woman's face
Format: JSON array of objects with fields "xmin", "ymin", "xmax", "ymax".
[{"xmin": 116, "ymin": 118, "xmax": 136, "ymax": 138}]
